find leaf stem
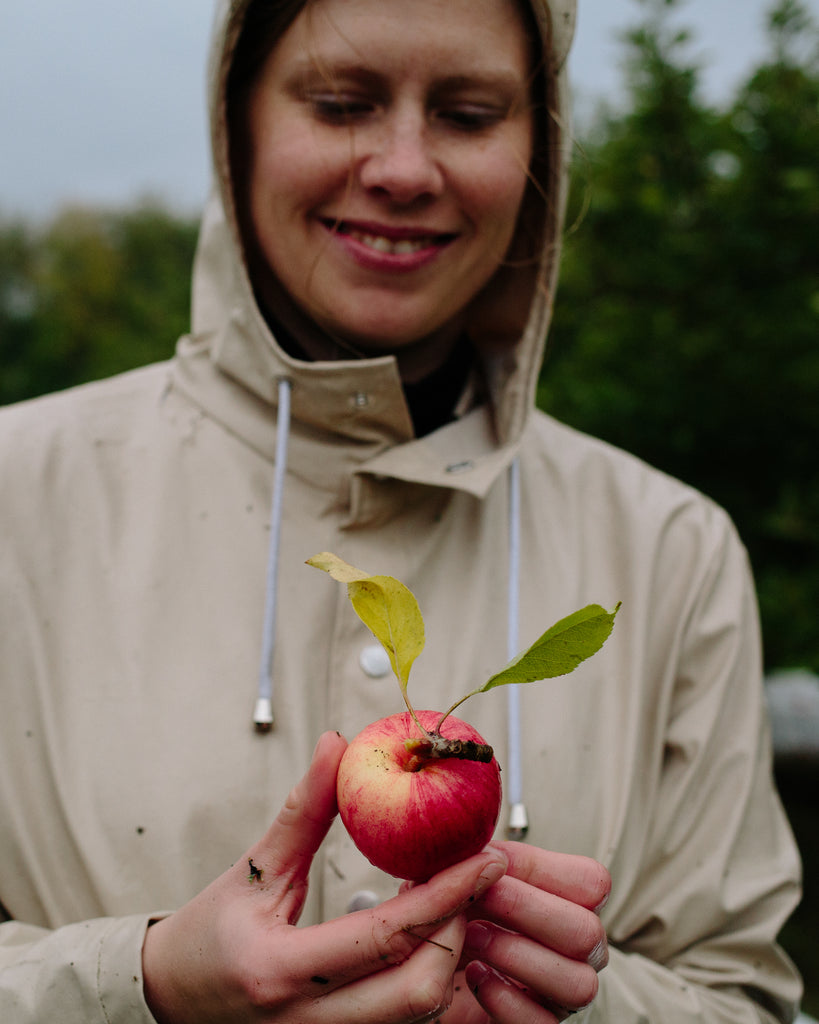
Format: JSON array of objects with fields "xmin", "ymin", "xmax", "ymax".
[
  {"xmin": 435, "ymin": 689, "xmax": 483, "ymax": 732},
  {"xmin": 402, "ymin": 688, "xmax": 436, "ymax": 742}
]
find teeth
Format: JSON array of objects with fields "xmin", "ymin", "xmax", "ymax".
[
  {"xmin": 393, "ymin": 239, "xmax": 427, "ymax": 254},
  {"xmin": 349, "ymin": 230, "xmax": 431, "ymax": 255}
]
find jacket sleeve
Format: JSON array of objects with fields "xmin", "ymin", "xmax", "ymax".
[
  {"xmin": 0, "ymin": 914, "xmax": 161, "ymax": 1023},
  {"xmin": 587, "ymin": 511, "xmax": 803, "ymax": 1023}
]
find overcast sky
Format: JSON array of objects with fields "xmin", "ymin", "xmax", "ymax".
[{"xmin": 0, "ymin": 0, "xmax": 792, "ymax": 220}]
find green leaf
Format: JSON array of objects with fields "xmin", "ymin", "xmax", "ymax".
[
  {"xmin": 478, "ymin": 603, "xmax": 621, "ymax": 692},
  {"xmin": 306, "ymin": 553, "xmax": 425, "ymax": 691}
]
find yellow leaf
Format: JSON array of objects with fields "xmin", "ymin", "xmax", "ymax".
[
  {"xmin": 305, "ymin": 551, "xmax": 370, "ymax": 583},
  {"xmin": 307, "ymin": 553, "xmax": 425, "ymax": 690}
]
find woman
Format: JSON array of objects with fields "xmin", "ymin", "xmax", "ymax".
[{"xmin": 0, "ymin": 0, "xmax": 802, "ymax": 1021}]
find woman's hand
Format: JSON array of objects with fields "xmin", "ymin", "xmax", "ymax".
[
  {"xmin": 435, "ymin": 842, "xmax": 611, "ymax": 1023},
  {"xmin": 142, "ymin": 731, "xmax": 509, "ymax": 1024}
]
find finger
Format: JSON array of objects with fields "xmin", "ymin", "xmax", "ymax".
[
  {"xmin": 282, "ymin": 849, "xmax": 507, "ymax": 994},
  {"xmin": 313, "ymin": 916, "xmax": 468, "ymax": 1024},
  {"xmin": 469, "ymin": 875, "xmax": 607, "ymax": 964},
  {"xmin": 244, "ymin": 731, "xmax": 347, "ymax": 916},
  {"xmin": 465, "ymin": 962, "xmax": 563, "ymax": 1024},
  {"xmin": 489, "ymin": 842, "xmax": 611, "ymax": 912},
  {"xmin": 435, "ymin": 970, "xmax": 491, "ymax": 1024},
  {"xmin": 463, "ymin": 921, "xmax": 600, "ymax": 1011}
]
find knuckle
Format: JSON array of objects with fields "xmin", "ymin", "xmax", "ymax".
[
  {"xmin": 232, "ymin": 956, "xmax": 293, "ymax": 1012},
  {"xmin": 403, "ymin": 972, "xmax": 450, "ymax": 1022},
  {"xmin": 500, "ymin": 883, "xmax": 528, "ymax": 919},
  {"xmin": 372, "ymin": 918, "xmax": 422, "ymax": 965}
]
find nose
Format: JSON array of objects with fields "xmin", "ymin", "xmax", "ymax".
[{"xmin": 358, "ymin": 113, "xmax": 444, "ymax": 204}]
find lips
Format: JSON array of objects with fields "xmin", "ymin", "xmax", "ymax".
[{"xmin": 325, "ymin": 219, "xmax": 456, "ymax": 258}]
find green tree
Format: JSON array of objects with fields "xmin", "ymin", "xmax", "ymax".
[
  {"xmin": 0, "ymin": 201, "xmax": 198, "ymax": 406},
  {"xmin": 540, "ymin": 0, "xmax": 819, "ymax": 674},
  {"xmin": 538, "ymin": 5, "xmax": 819, "ymax": 1004},
  {"xmin": 0, "ymin": 220, "xmax": 39, "ymax": 401}
]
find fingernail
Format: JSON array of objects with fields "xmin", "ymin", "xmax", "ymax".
[
  {"xmin": 465, "ymin": 921, "xmax": 492, "ymax": 954},
  {"xmin": 474, "ymin": 852, "xmax": 507, "ymax": 895},
  {"xmin": 465, "ymin": 960, "xmax": 491, "ymax": 994},
  {"xmin": 312, "ymin": 731, "xmax": 344, "ymax": 761},
  {"xmin": 588, "ymin": 937, "xmax": 609, "ymax": 972},
  {"xmin": 465, "ymin": 961, "xmax": 510, "ymax": 996},
  {"xmin": 593, "ymin": 892, "xmax": 610, "ymax": 915}
]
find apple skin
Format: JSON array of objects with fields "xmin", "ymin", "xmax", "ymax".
[{"xmin": 336, "ymin": 709, "xmax": 502, "ymax": 882}]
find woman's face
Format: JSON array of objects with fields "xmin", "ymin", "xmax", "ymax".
[{"xmin": 241, "ymin": 0, "xmax": 534, "ymax": 377}]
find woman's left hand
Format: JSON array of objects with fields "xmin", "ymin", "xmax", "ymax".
[{"xmin": 434, "ymin": 841, "xmax": 611, "ymax": 1023}]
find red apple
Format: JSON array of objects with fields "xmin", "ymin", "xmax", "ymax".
[{"xmin": 336, "ymin": 709, "xmax": 502, "ymax": 882}]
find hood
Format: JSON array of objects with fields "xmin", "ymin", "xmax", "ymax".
[{"xmin": 190, "ymin": 0, "xmax": 576, "ymax": 449}]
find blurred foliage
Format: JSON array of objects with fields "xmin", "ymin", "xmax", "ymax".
[
  {"xmin": 0, "ymin": 1, "xmax": 817, "ymax": 1007},
  {"xmin": 536, "ymin": 3, "xmax": 819, "ymax": 1007},
  {"xmin": 0, "ymin": 201, "xmax": 198, "ymax": 404},
  {"xmin": 540, "ymin": 0, "xmax": 819, "ymax": 678},
  {"xmin": 776, "ymin": 757, "xmax": 819, "ymax": 1017}
]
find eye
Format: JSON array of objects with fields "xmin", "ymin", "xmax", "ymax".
[
  {"xmin": 310, "ymin": 93, "xmax": 376, "ymax": 125},
  {"xmin": 437, "ymin": 104, "xmax": 507, "ymax": 133}
]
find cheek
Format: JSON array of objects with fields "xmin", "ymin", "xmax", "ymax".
[
  {"xmin": 462, "ymin": 128, "xmax": 531, "ymax": 241},
  {"xmin": 250, "ymin": 137, "xmax": 307, "ymax": 221},
  {"xmin": 252, "ymin": 124, "xmax": 353, "ymax": 213},
  {"xmin": 469, "ymin": 159, "xmax": 530, "ymax": 249},
  {"xmin": 493, "ymin": 123, "xmax": 533, "ymax": 222}
]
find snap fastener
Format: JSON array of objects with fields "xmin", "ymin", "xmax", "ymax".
[
  {"xmin": 347, "ymin": 890, "xmax": 381, "ymax": 913},
  {"xmin": 360, "ymin": 644, "xmax": 392, "ymax": 678},
  {"xmin": 351, "ymin": 392, "xmax": 370, "ymax": 409},
  {"xmin": 445, "ymin": 460, "xmax": 474, "ymax": 474}
]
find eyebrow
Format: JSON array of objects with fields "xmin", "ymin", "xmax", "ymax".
[{"xmin": 285, "ymin": 59, "xmax": 526, "ymax": 97}]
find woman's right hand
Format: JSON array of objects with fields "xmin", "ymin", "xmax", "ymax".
[{"xmin": 142, "ymin": 731, "xmax": 508, "ymax": 1024}]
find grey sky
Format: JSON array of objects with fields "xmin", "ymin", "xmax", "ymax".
[{"xmin": 0, "ymin": 0, "xmax": 790, "ymax": 220}]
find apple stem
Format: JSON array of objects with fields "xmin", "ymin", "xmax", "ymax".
[
  {"xmin": 404, "ymin": 733, "xmax": 494, "ymax": 765},
  {"xmin": 399, "ymin": 673, "xmax": 494, "ymax": 768}
]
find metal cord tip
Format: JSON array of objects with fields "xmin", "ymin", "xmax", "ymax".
[
  {"xmin": 506, "ymin": 801, "xmax": 529, "ymax": 841},
  {"xmin": 253, "ymin": 698, "xmax": 274, "ymax": 733}
]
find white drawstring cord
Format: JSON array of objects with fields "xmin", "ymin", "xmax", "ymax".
[
  {"xmin": 254, "ymin": 377, "xmax": 293, "ymax": 732},
  {"xmin": 506, "ymin": 456, "xmax": 529, "ymax": 840},
  {"xmin": 253, "ymin": 389, "xmax": 526, "ymax": 791}
]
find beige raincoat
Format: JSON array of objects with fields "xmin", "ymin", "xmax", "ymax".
[{"xmin": 0, "ymin": 0, "xmax": 802, "ymax": 1020}]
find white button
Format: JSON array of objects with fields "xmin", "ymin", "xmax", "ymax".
[
  {"xmin": 360, "ymin": 644, "xmax": 392, "ymax": 678},
  {"xmin": 347, "ymin": 890, "xmax": 381, "ymax": 913}
]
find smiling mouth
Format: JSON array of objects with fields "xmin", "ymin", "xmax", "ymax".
[{"xmin": 329, "ymin": 221, "xmax": 455, "ymax": 256}]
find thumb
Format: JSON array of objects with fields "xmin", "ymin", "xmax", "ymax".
[{"xmin": 247, "ymin": 731, "xmax": 348, "ymax": 909}]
